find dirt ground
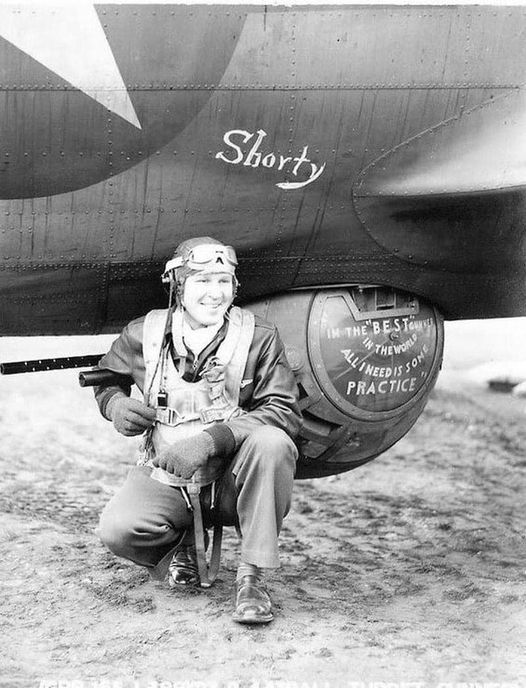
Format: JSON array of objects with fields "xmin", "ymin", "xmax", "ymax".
[{"xmin": 0, "ymin": 329, "xmax": 525, "ymax": 687}]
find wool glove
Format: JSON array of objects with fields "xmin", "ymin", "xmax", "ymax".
[
  {"xmin": 107, "ymin": 394, "xmax": 157, "ymax": 437},
  {"xmin": 153, "ymin": 433, "xmax": 215, "ymax": 478},
  {"xmin": 153, "ymin": 424, "xmax": 236, "ymax": 479}
]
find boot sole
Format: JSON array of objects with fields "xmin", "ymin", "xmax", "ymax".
[{"xmin": 232, "ymin": 611, "xmax": 274, "ymax": 624}]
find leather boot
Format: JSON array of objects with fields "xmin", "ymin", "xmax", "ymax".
[
  {"xmin": 232, "ymin": 572, "xmax": 274, "ymax": 624},
  {"xmin": 168, "ymin": 528, "xmax": 211, "ymax": 587},
  {"xmin": 168, "ymin": 545, "xmax": 199, "ymax": 587}
]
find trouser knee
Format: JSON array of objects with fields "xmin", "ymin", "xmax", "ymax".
[
  {"xmin": 98, "ymin": 509, "xmax": 133, "ymax": 558},
  {"xmin": 98, "ymin": 506, "xmax": 179, "ymax": 566},
  {"xmin": 240, "ymin": 426, "xmax": 298, "ymax": 474}
]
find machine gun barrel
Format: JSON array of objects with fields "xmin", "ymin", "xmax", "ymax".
[
  {"xmin": 78, "ymin": 370, "xmax": 131, "ymax": 388},
  {"xmin": 0, "ymin": 354, "xmax": 130, "ymax": 389},
  {"xmin": 0, "ymin": 354, "xmax": 103, "ymax": 375}
]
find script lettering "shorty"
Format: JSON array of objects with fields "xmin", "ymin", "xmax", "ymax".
[{"xmin": 215, "ymin": 128, "xmax": 326, "ymax": 190}]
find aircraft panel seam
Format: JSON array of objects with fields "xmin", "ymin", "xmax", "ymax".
[
  {"xmin": 0, "ymin": 85, "xmax": 521, "ymax": 91},
  {"xmin": 352, "ymin": 88, "xmax": 521, "ymax": 198}
]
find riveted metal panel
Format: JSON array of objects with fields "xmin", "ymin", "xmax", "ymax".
[
  {"xmin": 354, "ymin": 87, "xmax": 526, "ymax": 279},
  {"xmin": 105, "ymin": 260, "xmax": 165, "ymax": 328},
  {"xmin": 0, "ymin": 90, "xmax": 112, "ymax": 199},
  {"xmin": 0, "ymin": 263, "xmax": 107, "ymax": 335},
  {"xmin": 0, "ymin": 187, "xmax": 115, "ymax": 261},
  {"xmin": 222, "ymin": 7, "xmax": 526, "ymax": 89},
  {"xmin": 0, "ymin": 3, "xmax": 525, "ymax": 333},
  {"xmin": 98, "ymin": 5, "xmax": 248, "ymax": 90}
]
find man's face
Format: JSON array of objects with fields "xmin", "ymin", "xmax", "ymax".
[{"xmin": 182, "ymin": 271, "xmax": 234, "ymax": 328}]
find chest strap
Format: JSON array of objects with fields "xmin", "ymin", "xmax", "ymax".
[{"xmin": 144, "ymin": 306, "xmax": 254, "ymax": 420}]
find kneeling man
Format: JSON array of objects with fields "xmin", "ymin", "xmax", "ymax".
[{"xmin": 95, "ymin": 236, "xmax": 301, "ymax": 623}]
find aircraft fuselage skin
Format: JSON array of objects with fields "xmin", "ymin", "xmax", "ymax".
[{"xmin": 0, "ymin": 3, "xmax": 525, "ymax": 336}]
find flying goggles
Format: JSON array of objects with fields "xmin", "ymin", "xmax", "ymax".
[{"xmin": 162, "ymin": 244, "xmax": 238, "ymax": 283}]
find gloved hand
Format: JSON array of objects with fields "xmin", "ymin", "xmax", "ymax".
[
  {"xmin": 152, "ymin": 433, "xmax": 215, "ymax": 479},
  {"xmin": 107, "ymin": 394, "xmax": 157, "ymax": 436}
]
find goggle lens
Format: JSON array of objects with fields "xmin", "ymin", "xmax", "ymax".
[
  {"xmin": 162, "ymin": 244, "xmax": 238, "ymax": 282},
  {"xmin": 187, "ymin": 245, "xmax": 237, "ymax": 267}
]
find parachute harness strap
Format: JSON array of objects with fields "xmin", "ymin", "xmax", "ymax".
[
  {"xmin": 183, "ymin": 482, "xmax": 223, "ymax": 588},
  {"xmin": 141, "ymin": 288, "xmax": 176, "ymax": 464}
]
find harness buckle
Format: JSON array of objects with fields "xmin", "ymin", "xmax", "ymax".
[
  {"xmin": 186, "ymin": 483, "xmax": 201, "ymax": 496},
  {"xmin": 155, "ymin": 406, "xmax": 186, "ymax": 426},
  {"xmin": 200, "ymin": 406, "xmax": 229, "ymax": 424}
]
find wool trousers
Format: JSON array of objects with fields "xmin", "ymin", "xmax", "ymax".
[{"xmin": 98, "ymin": 426, "xmax": 298, "ymax": 578}]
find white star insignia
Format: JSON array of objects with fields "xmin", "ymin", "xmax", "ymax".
[{"xmin": 0, "ymin": 2, "xmax": 141, "ymax": 129}]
